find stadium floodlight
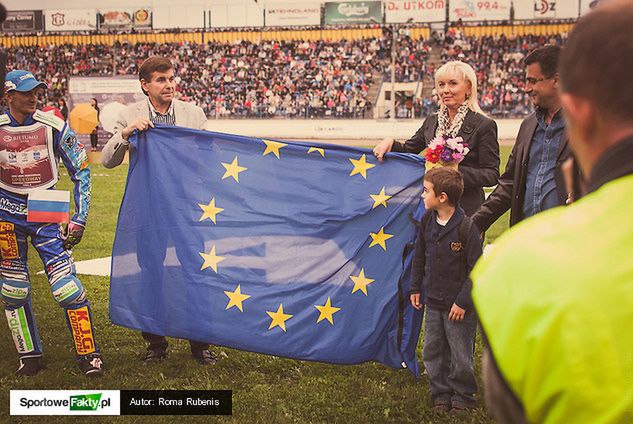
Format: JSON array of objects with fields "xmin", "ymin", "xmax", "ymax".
[
  {"xmin": 371, "ymin": 17, "xmax": 396, "ymax": 121},
  {"xmin": 372, "ymin": 17, "xmax": 414, "ymax": 121},
  {"xmin": 389, "ymin": 24, "xmax": 396, "ymax": 121}
]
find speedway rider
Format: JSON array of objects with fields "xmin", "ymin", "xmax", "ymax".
[{"xmin": 0, "ymin": 70, "xmax": 104, "ymax": 376}]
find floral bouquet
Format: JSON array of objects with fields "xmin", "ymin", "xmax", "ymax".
[{"xmin": 424, "ymin": 136, "xmax": 470, "ymax": 170}]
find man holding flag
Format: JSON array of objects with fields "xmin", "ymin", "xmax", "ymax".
[
  {"xmin": 108, "ymin": 124, "xmax": 427, "ymax": 373},
  {"xmin": 0, "ymin": 70, "xmax": 103, "ymax": 376},
  {"xmin": 102, "ymin": 56, "xmax": 217, "ymax": 365}
]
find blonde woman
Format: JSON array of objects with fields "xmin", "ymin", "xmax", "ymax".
[{"xmin": 374, "ymin": 61, "xmax": 500, "ymax": 215}]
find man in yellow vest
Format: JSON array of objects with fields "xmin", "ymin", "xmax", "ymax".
[{"xmin": 472, "ymin": 2, "xmax": 633, "ymax": 423}]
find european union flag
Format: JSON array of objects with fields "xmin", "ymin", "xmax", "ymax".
[{"xmin": 109, "ymin": 126, "xmax": 425, "ymax": 374}]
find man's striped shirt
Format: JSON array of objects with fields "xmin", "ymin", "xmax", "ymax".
[{"xmin": 148, "ymin": 100, "xmax": 175, "ymax": 126}]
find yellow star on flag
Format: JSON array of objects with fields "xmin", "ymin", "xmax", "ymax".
[
  {"xmin": 350, "ymin": 268, "xmax": 375, "ymax": 296},
  {"xmin": 221, "ymin": 156, "xmax": 247, "ymax": 182},
  {"xmin": 262, "ymin": 139, "xmax": 287, "ymax": 159},
  {"xmin": 349, "ymin": 154, "xmax": 376, "ymax": 179},
  {"xmin": 198, "ymin": 197, "xmax": 224, "ymax": 224},
  {"xmin": 224, "ymin": 284, "xmax": 251, "ymax": 312},
  {"xmin": 369, "ymin": 227, "xmax": 394, "ymax": 251},
  {"xmin": 370, "ymin": 187, "xmax": 392, "ymax": 209},
  {"xmin": 199, "ymin": 245, "xmax": 225, "ymax": 273},
  {"xmin": 315, "ymin": 297, "xmax": 341, "ymax": 325},
  {"xmin": 308, "ymin": 147, "xmax": 325, "ymax": 157},
  {"xmin": 267, "ymin": 304, "xmax": 293, "ymax": 332}
]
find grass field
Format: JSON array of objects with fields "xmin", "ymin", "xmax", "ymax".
[{"xmin": 0, "ymin": 145, "xmax": 511, "ymax": 424}]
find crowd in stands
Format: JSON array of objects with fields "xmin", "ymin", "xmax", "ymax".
[
  {"xmin": 9, "ymin": 43, "xmax": 116, "ymax": 102},
  {"xmin": 6, "ymin": 39, "xmax": 379, "ymax": 119},
  {"xmin": 4, "ymin": 29, "xmax": 567, "ymax": 120},
  {"xmin": 441, "ymin": 28, "xmax": 566, "ymax": 117},
  {"xmin": 383, "ymin": 34, "xmax": 434, "ymax": 83},
  {"xmin": 187, "ymin": 39, "xmax": 378, "ymax": 118}
]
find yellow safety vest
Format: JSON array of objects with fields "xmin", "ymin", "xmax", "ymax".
[{"xmin": 473, "ymin": 174, "xmax": 633, "ymax": 424}]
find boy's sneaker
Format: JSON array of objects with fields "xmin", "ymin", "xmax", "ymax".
[
  {"xmin": 450, "ymin": 401, "xmax": 476, "ymax": 416},
  {"xmin": 433, "ymin": 399, "xmax": 451, "ymax": 413},
  {"xmin": 16, "ymin": 357, "xmax": 45, "ymax": 376},
  {"xmin": 192, "ymin": 348, "xmax": 218, "ymax": 365},
  {"xmin": 78, "ymin": 353, "xmax": 104, "ymax": 376},
  {"xmin": 433, "ymin": 403, "xmax": 450, "ymax": 413}
]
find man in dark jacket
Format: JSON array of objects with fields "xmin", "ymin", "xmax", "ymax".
[{"xmin": 472, "ymin": 46, "xmax": 574, "ymax": 232}]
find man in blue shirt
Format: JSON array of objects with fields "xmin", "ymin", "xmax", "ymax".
[
  {"xmin": 522, "ymin": 91, "xmax": 566, "ymax": 218},
  {"xmin": 472, "ymin": 46, "xmax": 576, "ymax": 233}
]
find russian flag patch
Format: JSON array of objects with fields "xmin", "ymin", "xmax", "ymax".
[{"xmin": 27, "ymin": 190, "xmax": 70, "ymax": 223}]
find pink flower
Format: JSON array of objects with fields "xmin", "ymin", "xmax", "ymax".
[
  {"xmin": 445, "ymin": 136, "xmax": 463, "ymax": 150},
  {"xmin": 427, "ymin": 136, "xmax": 445, "ymax": 150}
]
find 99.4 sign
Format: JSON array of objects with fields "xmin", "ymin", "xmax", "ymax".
[
  {"xmin": 477, "ymin": 1, "xmax": 501, "ymax": 11},
  {"xmin": 452, "ymin": 0, "xmax": 509, "ymax": 20}
]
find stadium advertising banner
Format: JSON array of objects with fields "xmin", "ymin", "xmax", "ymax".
[
  {"xmin": 1, "ymin": 10, "xmax": 44, "ymax": 32},
  {"xmin": 99, "ymin": 9, "xmax": 152, "ymax": 29},
  {"xmin": 514, "ymin": 0, "xmax": 580, "ymax": 20},
  {"xmin": 324, "ymin": 1, "xmax": 383, "ymax": 25},
  {"xmin": 210, "ymin": 4, "xmax": 264, "ymax": 28},
  {"xmin": 99, "ymin": 9, "xmax": 132, "ymax": 29},
  {"xmin": 385, "ymin": 1, "xmax": 446, "ymax": 23},
  {"xmin": 45, "ymin": 9, "xmax": 97, "ymax": 32},
  {"xmin": 68, "ymin": 76, "xmax": 144, "ymax": 151},
  {"xmin": 153, "ymin": 6, "xmax": 205, "ymax": 29},
  {"xmin": 265, "ymin": 2, "xmax": 321, "ymax": 27},
  {"xmin": 449, "ymin": 0, "xmax": 511, "ymax": 22},
  {"xmin": 132, "ymin": 9, "xmax": 152, "ymax": 28},
  {"xmin": 68, "ymin": 76, "xmax": 143, "ymax": 97}
]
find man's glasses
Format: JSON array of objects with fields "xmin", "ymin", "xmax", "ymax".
[{"xmin": 525, "ymin": 76, "xmax": 553, "ymax": 85}]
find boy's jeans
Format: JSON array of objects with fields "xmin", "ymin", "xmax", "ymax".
[{"xmin": 423, "ymin": 306, "xmax": 477, "ymax": 407}]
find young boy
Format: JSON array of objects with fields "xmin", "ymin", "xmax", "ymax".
[{"xmin": 410, "ymin": 167, "xmax": 483, "ymax": 413}]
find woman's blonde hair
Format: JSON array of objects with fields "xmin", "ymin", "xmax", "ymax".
[{"xmin": 434, "ymin": 61, "xmax": 485, "ymax": 115}]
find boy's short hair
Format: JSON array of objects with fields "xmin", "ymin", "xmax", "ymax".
[
  {"xmin": 424, "ymin": 167, "xmax": 464, "ymax": 206},
  {"xmin": 138, "ymin": 56, "xmax": 174, "ymax": 95}
]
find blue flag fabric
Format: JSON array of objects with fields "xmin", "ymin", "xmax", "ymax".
[{"xmin": 109, "ymin": 126, "xmax": 426, "ymax": 374}]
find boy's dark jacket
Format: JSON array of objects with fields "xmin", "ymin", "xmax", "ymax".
[{"xmin": 410, "ymin": 207, "xmax": 483, "ymax": 310}]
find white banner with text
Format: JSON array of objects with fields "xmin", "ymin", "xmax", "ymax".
[
  {"xmin": 265, "ymin": 2, "xmax": 321, "ymax": 27},
  {"xmin": 449, "ymin": 0, "xmax": 511, "ymax": 22},
  {"xmin": 385, "ymin": 0, "xmax": 446, "ymax": 23},
  {"xmin": 45, "ymin": 9, "xmax": 97, "ymax": 32},
  {"xmin": 514, "ymin": 0, "xmax": 580, "ymax": 20}
]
